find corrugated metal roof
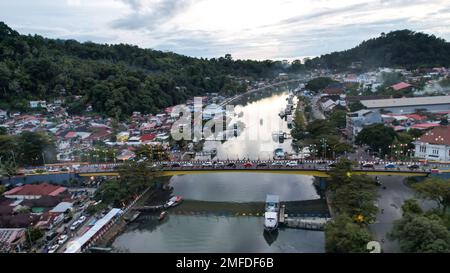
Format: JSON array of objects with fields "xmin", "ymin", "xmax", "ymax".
[
  {"xmin": 361, "ymin": 96, "xmax": 450, "ymax": 108},
  {"xmin": 65, "ymin": 208, "xmax": 122, "ymax": 253}
]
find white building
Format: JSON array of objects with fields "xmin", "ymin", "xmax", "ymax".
[
  {"xmin": 0, "ymin": 109, "xmax": 7, "ymax": 119},
  {"xmin": 29, "ymin": 100, "xmax": 47, "ymax": 108},
  {"xmin": 414, "ymin": 125, "xmax": 450, "ymax": 163}
]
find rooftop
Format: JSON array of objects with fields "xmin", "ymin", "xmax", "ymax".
[
  {"xmin": 360, "ymin": 96, "xmax": 450, "ymax": 109},
  {"xmin": 4, "ymin": 183, "xmax": 66, "ymax": 197},
  {"xmin": 416, "ymin": 125, "xmax": 450, "ymax": 145}
]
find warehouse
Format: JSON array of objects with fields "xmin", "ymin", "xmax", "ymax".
[{"xmin": 360, "ymin": 96, "xmax": 450, "ymax": 114}]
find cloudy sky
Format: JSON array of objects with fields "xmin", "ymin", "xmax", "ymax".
[{"xmin": 1, "ymin": 0, "xmax": 450, "ymax": 60}]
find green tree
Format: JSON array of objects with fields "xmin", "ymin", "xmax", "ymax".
[
  {"xmin": 27, "ymin": 228, "xmax": 44, "ymax": 244},
  {"xmin": 401, "ymin": 199, "xmax": 423, "ymax": 216},
  {"xmin": 306, "ymin": 77, "xmax": 337, "ymax": 92},
  {"xmin": 411, "ymin": 178, "xmax": 450, "ymax": 213},
  {"xmin": 325, "ymin": 214, "xmax": 373, "ymax": 253},
  {"xmin": 389, "ymin": 214, "xmax": 450, "ymax": 253},
  {"xmin": 0, "ymin": 127, "xmax": 7, "ymax": 135},
  {"xmin": 329, "ymin": 109, "xmax": 347, "ymax": 129},
  {"xmin": 16, "ymin": 131, "xmax": 56, "ymax": 166},
  {"xmin": 348, "ymin": 101, "xmax": 366, "ymax": 112},
  {"xmin": 355, "ymin": 124, "xmax": 397, "ymax": 155}
]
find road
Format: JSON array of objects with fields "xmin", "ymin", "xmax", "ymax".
[
  {"xmin": 311, "ymin": 95, "xmax": 325, "ymax": 120},
  {"xmin": 369, "ymin": 176, "xmax": 436, "ymax": 253},
  {"xmin": 76, "ymin": 160, "xmax": 434, "ymax": 176}
]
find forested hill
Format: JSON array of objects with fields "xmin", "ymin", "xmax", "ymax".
[
  {"xmin": 306, "ymin": 30, "xmax": 450, "ymax": 70},
  {"xmin": 0, "ymin": 22, "xmax": 296, "ymax": 118}
]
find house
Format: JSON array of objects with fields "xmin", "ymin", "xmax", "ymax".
[
  {"xmin": 390, "ymin": 82, "xmax": 412, "ymax": 91},
  {"xmin": 320, "ymin": 99, "xmax": 337, "ymax": 112},
  {"xmin": 414, "ymin": 125, "xmax": 450, "ymax": 162},
  {"xmin": 346, "ymin": 110, "xmax": 382, "ymax": 141},
  {"xmin": 29, "ymin": 101, "xmax": 47, "ymax": 109},
  {"xmin": 3, "ymin": 183, "xmax": 67, "ymax": 200},
  {"xmin": 0, "ymin": 228, "xmax": 26, "ymax": 252},
  {"xmin": 0, "ymin": 109, "xmax": 7, "ymax": 119}
]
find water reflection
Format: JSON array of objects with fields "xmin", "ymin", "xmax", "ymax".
[{"xmin": 203, "ymin": 91, "xmax": 296, "ymax": 160}]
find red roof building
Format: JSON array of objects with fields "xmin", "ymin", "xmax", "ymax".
[
  {"xmin": 410, "ymin": 123, "xmax": 440, "ymax": 130},
  {"xmin": 416, "ymin": 125, "xmax": 450, "ymax": 145},
  {"xmin": 3, "ymin": 183, "xmax": 67, "ymax": 200},
  {"xmin": 140, "ymin": 134, "xmax": 156, "ymax": 142},
  {"xmin": 391, "ymin": 82, "xmax": 412, "ymax": 91}
]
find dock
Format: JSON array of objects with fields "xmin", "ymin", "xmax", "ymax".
[{"xmin": 282, "ymin": 217, "xmax": 331, "ymax": 231}]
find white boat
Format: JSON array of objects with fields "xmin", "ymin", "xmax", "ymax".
[{"xmin": 264, "ymin": 195, "xmax": 280, "ymax": 232}]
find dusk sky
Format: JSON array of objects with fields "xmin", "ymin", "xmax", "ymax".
[{"xmin": 1, "ymin": 0, "xmax": 450, "ymax": 60}]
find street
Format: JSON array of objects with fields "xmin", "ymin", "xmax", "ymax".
[{"xmin": 369, "ymin": 176, "xmax": 436, "ymax": 253}]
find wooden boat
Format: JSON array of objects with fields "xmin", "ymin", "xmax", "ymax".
[{"xmin": 159, "ymin": 211, "xmax": 168, "ymax": 221}]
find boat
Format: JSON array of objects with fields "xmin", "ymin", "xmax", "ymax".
[
  {"xmin": 264, "ymin": 195, "xmax": 280, "ymax": 232},
  {"xmin": 165, "ymin": 196, "xmax": 183, "ymax": 208},
  {"xmin": 159, "ymin": 211, "xmax": 168, "ymax": 221}
]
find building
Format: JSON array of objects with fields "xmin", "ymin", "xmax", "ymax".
[
  {"xmin": 3, "ymin": 183, "xmax": 67, "ymax": 200},
  {"xmin": 0, "ymin": 228, "xmax": 26, "ymax": 252},
  {"xmin": 390, "ymin": 82, "xmax": 412, "ymax": 91},
  {"xmin": 414, "ymin": 125, "xmax": 450, "ymax": 163},
  {"xmin": 0, "ymin": 109, "xmax": 7, "ymax": 119},
  {"xmin": 360, "ymin": 96, "xmax": 450, "ymax": 114},
  {"xmin": 346, "ymin": 110, "xmax": 382, "ymax": 141},
  {"xmin": 29, "ymin": 101, "xmax": 47, "ymax": 109}
]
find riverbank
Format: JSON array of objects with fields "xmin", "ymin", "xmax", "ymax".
[{"xmin": 92, "ymin": 184, "xmax": 172, "ymax": 249}]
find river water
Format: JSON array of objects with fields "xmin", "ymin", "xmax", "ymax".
[{"xmin": 112, "ymin": 90, "xmax": 325, "ymax": 253}]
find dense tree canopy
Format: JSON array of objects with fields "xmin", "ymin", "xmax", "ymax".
[
  {"xmin": 325, "ymin": 214, "xmax": 373, "ymax": 253},
  {"xmin": 307, "ymin": 30, "xmax": 450, "ymax": 70},
  {"xmin": 355, "ymin": 124, "xmax": 397, "ymax": 155},
  {"xmin": 389, "ymin": 214, "xmax": 450, "ymax": 253},
  {"xmin": 0, "ymin": 22, "xmax": 292, "ymax": 119}
]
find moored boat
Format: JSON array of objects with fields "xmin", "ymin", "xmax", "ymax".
[
  {"xmin": 159, "ymin": 211, "xmax": 168, "ymax": 221},
  {"xmin": 264, "ymin": 195, "xmax": 280, "ymax": 232}
]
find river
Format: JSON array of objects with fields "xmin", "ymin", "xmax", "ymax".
[{"xmin": 111, "ymin": 89, "xmax": 326, "ymax": 253}]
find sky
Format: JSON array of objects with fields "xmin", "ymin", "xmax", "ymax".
[{"xmin": 1, "ymin": 0, "xmax": 450, "ymax": 60}]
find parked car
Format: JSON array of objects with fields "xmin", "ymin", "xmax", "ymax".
[
  {"xmin": 257, "ymin": 162, "xmax": 268, "ymax": 167},
  {"xmin": 285, "ymin": 161, "xmax": 298, "ymax": 167},
  {"xmin": 182, "ymin": 162, "xmax": 194, "ymax": 167},
  {"xmin": 202, "ymin": 162, "xmax": 213, "ymax": 167},
  {"xmin": 362, "ymin": 163, "xmax": 374, "ymax": 168},
  {"xmin": 58, "ymin": 235, "xmax": 68, "ymax": 245},
  {"xmin": 243, "ymin": 162, "xmax": 254, "ymax": 167},
  {"xmin": 48, "ymin": 244, "xmax": 59, "ymax": 253},
  {"xmin": 384, "ymin": 163, "xmax": 396, "ymax": 169},
  {"xmin": 215, "ymin": 162, "xmax": 225, "ymax": 167},
  {"xmin": 46, "ymin": 231, "xmax": 58, "ymax": 242},
  {"xmin": 271, "ymin": 161, "xmax": 283, "ymax": 167},
  {"xmin": 328, "ymin": 162, "xmax": 337, "ymax": 168},
  {"xmin": 408, "ymin": 164, "xmax": 420, "ymax": 170},
  {"xmin": 70, "ymin": 221, "xmax": 80, "ymax": 231},
  {"xmin": 78, "ymin": 216, "xmax": 87, "ymax": 223},
  {"xmin": 171, "ymin": 163, "xmax": 181, "ymax": 168},
  {"xmin": 226, "ymin": 162, "xmax": 236, "ymax": 168}
]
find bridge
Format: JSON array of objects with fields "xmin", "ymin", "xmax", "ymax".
[{"xmin": 76, "ymin": 160, "xmax": 435, "ymax": 178}]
